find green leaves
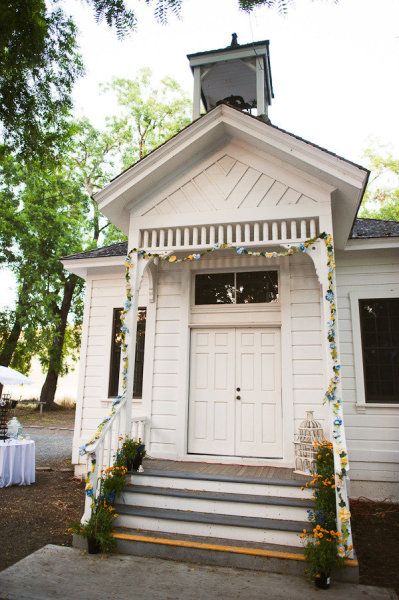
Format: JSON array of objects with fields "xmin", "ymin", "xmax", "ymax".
[
  {"xmin": 104, "ymin": 68, "xmax": 191, "ymax": 167},
  {"xmin": 359, "ymin": 146, "xmax": 399, "ymax": 223},
  {"xmin": 0, "ymin": 1, "xmax": 83, "ymax": 158}
]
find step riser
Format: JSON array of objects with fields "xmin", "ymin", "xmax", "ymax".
[
  {"xmin": 129, "ymin": 475, "xmax": 312, "ymax": 500},
  {"xmin": 115, "ymin": 514, "xmax": 303, "ymax": 547},
  {"xmin": 114, "ymin": 538, "xmax": 308, "ymax": 578},
  {"xmin": 120, "ymin": 491, "xmax": 310, "ymax": 521}
]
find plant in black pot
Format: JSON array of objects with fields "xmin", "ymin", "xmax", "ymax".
[
  {"xmin": 116, "ymin": 437, "xmax": 146, "ymax": 472},
  {"xmin": 70, "ymin": 465, "xmax": 127, "ymax": 553},
  {"xmin": 300, "ymin": 440, "xmax": 346, "ymax": 589},
  {"xmin": 70, "ymin": 500, "xmax": 117, "ymax": 554}
]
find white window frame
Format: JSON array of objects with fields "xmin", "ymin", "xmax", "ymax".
[
  {"xmin": 350, "ymin": 286, "xmax": 399, "ymax": 411},
  {"xmin": 191, "ymin": 266, "xmax": 280, "ymax": 310}
]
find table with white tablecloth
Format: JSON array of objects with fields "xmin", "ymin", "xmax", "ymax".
[{"xmin": 0, "ymin": 439, "xmax": 35, "ymax": 487}]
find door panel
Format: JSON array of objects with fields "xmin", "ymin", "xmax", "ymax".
[
  {"xmin": 188, "ymin": 327, "xmax": 282, "ymax": 458},
  {"xmin": 235, "ymin": 328, "xmax": 282, "ymax": 458},
  {"xmin": 188, "ymin": 329, "xmax": 235, "ymax": 455}
]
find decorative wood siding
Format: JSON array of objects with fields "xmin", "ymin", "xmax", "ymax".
[
  {"xmin": 142, "ymin": 153, "xmax": 320, "ymax": 217},
  {"xmin": 75, "ymin": 272, "xmax": 148, "ymax": 464},
  {"xmin": 150, "ymin": 263, "xmax": 181, "ymax": 456},
  {"xmin": 289, "ymin": 254, "xmax": 325, "ymax": 434},
  {"xmin": 336, "ymin": 249, "xmax": 399, "ymax": 483}
]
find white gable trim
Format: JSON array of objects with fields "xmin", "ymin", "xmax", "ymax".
[
  {"xmin": 127, "ymin": 140, "xmax": 336, "ymax": 220},
  {"xmin": 95, "ymin": 105, "xmax": 368, "ymax": 242}
]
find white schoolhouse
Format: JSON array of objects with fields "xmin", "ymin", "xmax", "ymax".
[{"xmin": 64, "ymin": 37, "xmax": 399, "ymax": 562}]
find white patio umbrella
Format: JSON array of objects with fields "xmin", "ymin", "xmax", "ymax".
[{"xmin": 0, "ymin": 366, "xmax": 33, "ymax": 386}]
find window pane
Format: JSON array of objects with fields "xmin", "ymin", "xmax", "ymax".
[
  {"xmin": 108, "ymin": 308, "xmax": 123, "ymax": 398},
  {"xmin": 359, "ymin": 298, "xmax": 399, "ymax": 404},
  {"xmin": 108, "ymin": 307, "xmax": 147, "ymax": 399},
  {"xmin": 236, "ymin": 271, "xmax": 278, "ymax": 304},
  {"xmin": 133, "ymin": 308, "xmax": 147, "ymax": 399},
  {"xmin": 195, "ymin": 273, "xmax": 235, "ymax": 305}
]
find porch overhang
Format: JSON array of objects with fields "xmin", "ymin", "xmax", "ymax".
[{"xmin": 94, "ymin": 105, "xmax": 369, "ymax": 249}]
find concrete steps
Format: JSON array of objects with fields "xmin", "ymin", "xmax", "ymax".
[
  {"xmin": 110, "ymin": 528, "xmax": 359, "ymax": 582},
  {"xmin": 74, "ymin": 464, "xmax": 359, "ymax": 581},
  {"xmin": 115, "ymin": 467, "xmax": 313, "ymax": 548}
]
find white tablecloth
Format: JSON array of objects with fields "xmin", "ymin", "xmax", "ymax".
[{"xmin": 0, "ymin": 439, "xmax": 35, "ymax": 487}]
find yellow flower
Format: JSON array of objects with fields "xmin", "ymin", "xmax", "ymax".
[
  {"xmin": 339, "ymin": 508, "xmax": 351, "ymax": 522},
  {"xmin": 169, "ymin": 255, "xmax": 177, "ymax": 262}
]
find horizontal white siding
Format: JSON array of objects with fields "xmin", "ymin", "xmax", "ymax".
[
  {"xmin": 150, "ymin": 263, "xmax": 181, "ymax": 457},
  {"xmin": 289, "ymin": 254, "xmax": 326, "ymax": 434},
  {"xmin": 74, "ymin": 271, "xmax": 148, "ymax": 465},
  {"xmin": 336, "ymin": 249, "xmax": 399, "ymax": 483}
]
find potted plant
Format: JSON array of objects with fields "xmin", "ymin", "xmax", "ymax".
[
  {"xmin": 70, "ymin": 501, "xmax": 117, "ymax": 554},
  {"xmin": 116, "ymin": 437, "xmax": 146, "ymax": 472},
  {"xmin": 70, "ymin": 465, "xmax": 127, "ymax": 553},
  {"xmin": 300, "ymin": 440, "xmax": 345, "ymax": 588}
]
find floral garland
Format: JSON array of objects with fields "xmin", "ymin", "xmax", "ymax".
[{"xmin": 79, "ymin": 231, "xmax": 351, "ymax": 554}]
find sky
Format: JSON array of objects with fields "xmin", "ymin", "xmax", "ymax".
[{"xmin": 1, "ymin": 0, "xmax": 399, "ymax": 309}]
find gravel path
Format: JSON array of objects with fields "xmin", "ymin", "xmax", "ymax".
[{"xmin": 27, "ymin": 428, "xmax": 73, "ymax": 468}]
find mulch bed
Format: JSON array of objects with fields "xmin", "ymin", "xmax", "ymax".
[
  {"xmin": 0, "ymin": 473, "xmax": 398, "ymax": 596},
  {"xmin": 0, "ymin": 471, "xmax": 84, "ymax": 572},
  {"xmin": 351, "ymin": 498, "xmax": 399, "ymax": 594}
]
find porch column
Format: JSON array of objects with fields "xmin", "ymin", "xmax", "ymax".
[
  {"xmin": 123, "ymin": 254, "xmax": 149, "ymax": 437},
  {"xmin": 308, "ymin": 239, "xmax": 354, "ymax": 558}
]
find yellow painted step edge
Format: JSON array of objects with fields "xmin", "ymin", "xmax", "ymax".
[{"xmin": 112, "ymin": 532, "xmax": 358, "ymax": 568}]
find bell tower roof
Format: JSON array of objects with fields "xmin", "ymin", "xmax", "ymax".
[{"xmin": 187, "ymin": 35, "xmax": 274, "ymax": 121}]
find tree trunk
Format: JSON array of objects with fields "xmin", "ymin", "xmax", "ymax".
[
  {"xmin": 0, "ymin": 282, "xmax": 29, "ymax": 397},
  {"xmin": 40, "ymin": 275, "xmax": 78, "ymax": 409}
]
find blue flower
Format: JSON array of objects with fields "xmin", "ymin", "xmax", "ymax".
[
  {"xmin": 124, "ymin": 300, "xmax": 131, "ymax": 310},
  {"xmin": 325, "ymin": 290, "xmax": 335, "ymax": 302},
  {"xmin": 192, "ymin": 253, "xmax": 201, "ymax": 260},
  {"xmin": 298, "ymin": 243, "xmax": 306, "ymax": 252},
  {"xmin": 236, "ymin": 247, "xmax": 246, "ymax": 255},
  {"xmin": 79, "ymin": 445, "xmax": 87, "ymax": 456},
  {"xmin": 334, "ymin": 417, "xmax": 342, "ymax": 426},
  {"xmin": 330, "ymin": 342, "xmax": 336, "ymax": 349},
  {"xmin": 120, "ymin": 324, "xmax": 129, "ymax": 333},
  {"xmin": 86, "ymin": 489, "xmax": 94, "ymax": 497}
]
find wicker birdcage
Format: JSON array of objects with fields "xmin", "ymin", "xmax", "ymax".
[{"xmin": 294, "ymin": 410, "xmax": 324, "ymax": 474}]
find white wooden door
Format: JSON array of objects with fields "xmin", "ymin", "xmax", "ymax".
[
  {"xmin": 188, "ymin": 327, "xmax": 282, "ymax": 458},
  {"xmin": 188, "ymin": 329, "xmax": 235, "ymax": 455},
  {"xmin": 235, "ymin": 328, "xmax": 282, "ymax": 458}
]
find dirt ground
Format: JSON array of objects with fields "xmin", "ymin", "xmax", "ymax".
[
  {"xmin": 351, "ymin": 498, "xmax": 399, "ymax": 594},
  {"xmin": 14, "ymin": 407, "xmax": 75, "ymax": 428},
  {"xmin": 0, "ymin": 475, "xmax": 398, "ymax": 596},
  {"xmin": 0, "ymin": 471, "xmax": 84, "ymax": 572}
]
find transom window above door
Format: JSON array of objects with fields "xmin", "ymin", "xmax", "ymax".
[{"xmin": 195, "ymin": 271, "xmax": 278, "ymax": 305}]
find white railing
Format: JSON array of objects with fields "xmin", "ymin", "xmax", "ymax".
[
  {"xmin": 139, "ymin": 218, "xmax": 319, "ymax": 251},
  {"xmin": 82, "ymin": 400, "xmax": 148, "ymax": 522}
]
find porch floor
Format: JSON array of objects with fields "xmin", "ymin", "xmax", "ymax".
[{"xmin": 142, "ymin": 458, "xmax": 309, "ymax": 482}]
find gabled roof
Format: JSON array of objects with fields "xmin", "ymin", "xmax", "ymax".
[
  {"xmin": 94, "ymin": 104, "xmax": 370, "ymax": 248},
  {"xmin": 62, "ymin": 218, "xmax": 399, "ymax": 261},
  {"xmin": 63, "ymin": 241, "xmax": 128, "ymax": 260},
  {"xmin": 351, "ymin": 217, "xmax": 399, "ymax": 239}
]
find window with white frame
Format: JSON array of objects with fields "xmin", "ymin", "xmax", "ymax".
[
  {"xmin": 108, "ymin": 307, "xmax": 147, "ymax": 398},
  {"xmin": 351, "ymin": 290, "xmax": 399, "ymax": 407},
  {"xmin": 194, "ymin": 270, "xmax": 278, "ymax": 305},
  {"xmin": 359, "ymin": 298, "xmax": 399, "ymax": 404}
]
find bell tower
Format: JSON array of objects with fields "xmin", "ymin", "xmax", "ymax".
[{"xmin": 187, "ymin": 34, "xmax": 274, "ymax": 121}]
